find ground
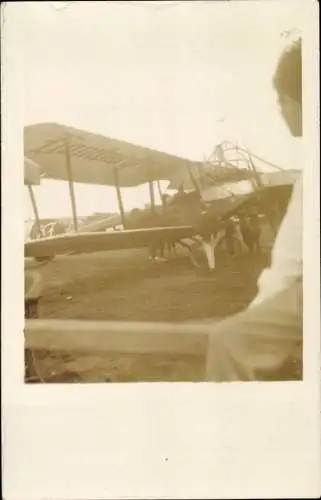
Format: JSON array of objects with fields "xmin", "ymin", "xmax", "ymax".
[
  {"xmin": 39, "ymin": 248, "xmax": 269, "ymax": 322},
  {"xmin": 28, "ymin": 245, "xmax": 272, "ymax": 382}
]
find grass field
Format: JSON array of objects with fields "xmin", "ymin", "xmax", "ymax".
[
  {"xmin": 39, "ymin": 247, "xmax": 269, "ymax": 321},
  {"xmin": 28, "ymin": 244, "xmax": 272, "ymax": 382}
]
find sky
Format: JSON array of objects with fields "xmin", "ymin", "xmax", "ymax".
[{"xmin": 21, "ymin": 1, "xmax": 304, "ymax": 220}]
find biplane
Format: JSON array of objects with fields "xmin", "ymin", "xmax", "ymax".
[
  {"xmin": 24, "ymin": 123, "xmax": 289, "ymax": 261},
  {"xmin": 24, "ymin": 123, "xmax": 299, "ymax": 382}
]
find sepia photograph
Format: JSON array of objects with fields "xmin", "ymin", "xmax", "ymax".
[
  {"xmin": 3, "ymin": 2, "xmax": 320, "ymax": 499},
  {"xmin": 22, "ymin": 1, "xmax": 305, "ymax": 384}
]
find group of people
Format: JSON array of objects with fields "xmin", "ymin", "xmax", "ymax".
[
  {"xmin": 147, "ymin": 199, "xmax": 263, "ymax": 269},
  {"xmin": 197, "ymin": 205, "xmax": 262, "ymax": 259},
  {"xmin": 223, "ymin": 213, "xmax": 262, "ymax": 256},
  {"xmin": 194, "ymin": 206, "xmax": 263, "ymax": 271}
]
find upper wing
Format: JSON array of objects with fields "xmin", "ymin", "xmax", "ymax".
[{"xmin": 24, "ymin": 123, "xmax": 200, "ymax": 188}]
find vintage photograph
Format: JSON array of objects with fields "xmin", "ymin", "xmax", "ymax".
[{"xmin": 24, "ymin": 2, "xmax": 303, "ymax": 383}]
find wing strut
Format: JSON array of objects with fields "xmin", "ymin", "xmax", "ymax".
[
  {"xmin": 148, "ymin": 166, "xmax": 156, "ymax": 214},
  {"xmin": 27, "ymin": 184, "xmax": 42, "ymax": 237},
  {"xmin": 65, "ymin": 141, "xmax": 78, "ymax": 232},
  {"xmin": 113, "ymin": 168, "xmax": 126, "ymax": 228}
]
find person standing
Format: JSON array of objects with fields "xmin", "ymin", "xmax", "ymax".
[
  {"xmin": 248, "ymin": 213, "xmax": 262, "ymax": 253},
  {"xmin": 223, "ymin": 217, "xmax": 237, "ymax": 257},
  {"xmin": 194, "ymin": 202, "xmax": 220, "ymax": 271},
  {"xmin": 239, "ymin": 214, "xmax": 253, "ymax": 253},
  {"xmin": 234, "ymin": 216, "xmax": 248, "ymax": 255}
]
